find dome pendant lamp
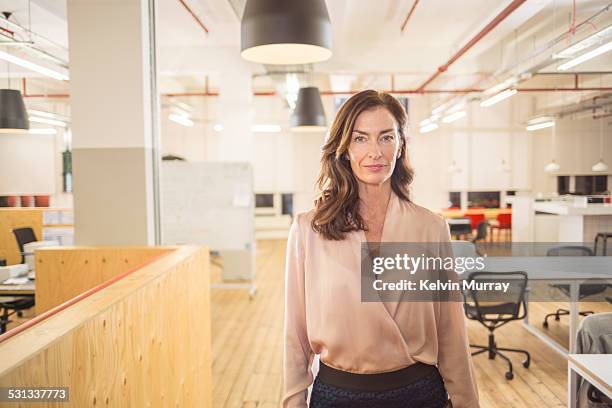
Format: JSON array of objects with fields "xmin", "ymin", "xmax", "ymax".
[
  {"xmin": 290, "ymin": 87, "xmax": 326, "ymax": 132},
  {"xmin": 241, "ymin": 0, "xmax": 332, "ymax": 65},
  {"xmin": 592, "ymin": 117, "xmax": 608, "ymax": 172},
  {"xmin": 0, "ymin": 89, "xmax": 29, "ymax": 133}
]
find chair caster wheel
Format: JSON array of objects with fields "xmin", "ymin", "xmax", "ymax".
[
  {"xmin": 554, "ymin": 316, "xmax": 560, "ymax": 321},
  {"xmin": 523, "ymin": 360, "xmax": 530, "ymax": 368},
  {"xmin": 543, "ymin": 321, "xmax": 549, "ymax": 328},
  {"xmin": 505, "ymin": 372, "xmax": 514, "ymax": 380}
]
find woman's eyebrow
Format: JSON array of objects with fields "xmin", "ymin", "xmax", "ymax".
[{"xmin": 352, "ymin": 128, "xmax": 395, "ymax": 135}]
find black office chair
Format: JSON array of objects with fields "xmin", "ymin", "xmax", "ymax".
[
  {"xmin": 594, "ymin": 232, "xmax": 612, "ymax": 256},
  {"xmin": 12, "ymin": 227, "xmax": 37, "ymax": 264},
  {"xmin": 0, "ymin": 298, "xmax": 34, "ymax": 334},
  {"xmin": 542, "ymin": 245, "xmax": 608, "ymax": 328},
  {"xmin": 463, "ymin": 271, "xmax": 530, "ymax": 380},
  {"xmin": 2, "ymin": 227, "xmax": 38, "ymax": 333},
  {"xmin": 471, "ymin": 221, "xmax": 488, "ymax": 244}
]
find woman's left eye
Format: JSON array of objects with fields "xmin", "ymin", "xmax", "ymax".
[{"xmin": 381, "ymin": 134, "xmax": 394, "ymax": 142}]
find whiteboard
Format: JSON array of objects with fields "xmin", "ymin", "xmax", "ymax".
[{"xmin": 160, "ymin": 161, "xmax": 254, "ymax": 252}]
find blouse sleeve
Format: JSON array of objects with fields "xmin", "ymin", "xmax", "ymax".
[
  {"xmin": 282, "ymin": 215, "xmax": 315, "ymax": 407},
  {"xmin": 435, "ymin": 219, "xmax": 480, "ymax": 408}
]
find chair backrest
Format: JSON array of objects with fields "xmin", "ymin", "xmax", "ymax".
[
  {"xmin": 466, "ymin": 213, "xmax": 485, "ymax": 230},
  {"xmin": 497, "ymin": 213, "xmax": 512, "ymax": 227},
  {"xmin": 546, "ymin": 245, "xmax": 594, "ymax": 257},
  {"xmin": 12, "ymin": 227, "xmax": 37, "ymax": 263},
  {"xmin": 472, "ymin": 221, "xmax": 488, "ymax": 242},
  {"xmin": 464, "ymin": 271, "xmax": 528, "ymax": 320}
]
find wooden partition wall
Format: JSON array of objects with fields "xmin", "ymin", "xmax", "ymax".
[
  {"xmin": 35, "ymin": 247, "xmax": 171, "ymax": 313},
  {"xmin": 0, "ymin": 245, "xmax": 212, "ymax": 407}
]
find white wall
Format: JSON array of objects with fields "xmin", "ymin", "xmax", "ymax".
[
  {"xmin": 531, "ymin": 115, "xmax": 612, "ymax": 194},
  {"xmin": 0, "ymin": 133, "xmax": 56, "ymax": 196},
  {"xmin": 159, "ymin": 91, "xmax": 611, "ymax": 215}
]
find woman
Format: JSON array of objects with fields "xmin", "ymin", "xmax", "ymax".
[{"xmin": 283, "ymin": 90, "xmax": 479, "ymax": 407}]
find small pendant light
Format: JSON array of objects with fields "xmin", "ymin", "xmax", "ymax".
[
  {"xmin": 544, "ymin": 121, "xmax": 560, "ymax": 173},
  {"xmin": 0, "ymin": 89, "xmax": 29, "ymax": 133},
  {"xmin": 241, "ymin": 0, "xmax": 332, "ymax": 65},
  {"xmin": 592, "ymin": 116, "xmax": 608, "ymax": 172},
  {"xmin": 290, "ymin": 87, "xmax": 326, "ymax": 132}
]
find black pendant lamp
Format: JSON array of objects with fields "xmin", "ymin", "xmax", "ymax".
[
  {"xmin": 290, "ymin": 87, "xmax": 326, "ymax": 132},
  {"xmin": 0, "ymin": 89, "xmax": 29, "ymax": 133},
  {"xmin": 241, "ymin": 0, "xmax": 332, "ymax": 65}
]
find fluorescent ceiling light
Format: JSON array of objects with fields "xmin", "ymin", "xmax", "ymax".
[
  {"xmin": 483, "ymin": 77, "xmax": 518, "ymax": 96},
  {"xmin": 442, "ymin": 111, "xmax": 466, "ymax": 124},
  {"xmin": 29, "ymin": 128, "xmax": 57, "ymax": 135},
  {"xmin": 213, "ymin": 124, "xmax": 224, "ymax": 132},
  {"xmin": 431, "ymin": 103, "xmax": 448, "ymax": 115},
  {"xmin": 525, "ymin": 120, "xmax": 555, "ymax": 131},
  {"xmin": 420, "ymin": 114, "xmax": 441, "ymax": 127},
  {"xmin": 0, "ymin": 50, "xmax": 69, "ymax": 81},
  {"xmin": 251, "ymin": 124, "xmax": 281, "ymax": 133},
  {"xmin": 557, "ymin": 40, "xmax": 612, "ymax": 71},
  {"xmin": 168, "ymin": 113, "xmax": 194, "ymax": 127},
  {"xmin": 419, "ymin": 117, "xmax": 433, "ymax": 127},
  {"xmin": 419, "ymin": 123, "xmax": 438, "ymax": 134},
  {"xmin": 480, "ymin": 88, "xmax": 517, "ymax": 107},
  {"xmin": 554, "ymin": 24, "xmax": 612, "ymax": 59},
  {"xmin": 27, "ymin": 109, "xmax": 64, "ymax": 119},
  {"xmin": 28, "ymin": 116, "xmax": 66, "ymax": 127}
]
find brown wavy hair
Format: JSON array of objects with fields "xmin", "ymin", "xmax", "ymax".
[{"xmin": 311, "ymin": 90, "xmax": 414, "ymax": 240}]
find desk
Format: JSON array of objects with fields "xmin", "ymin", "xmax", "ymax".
[
  {"xmin": 447, "ymin": 218, "xmax": 472, "ymax": 238},
  {"xmin": 568, "ymin": 354, "xmax": 612, "ymax": 408},
  {"xmin": 0, "ymin": 281, "xmax": 35, "ymax": 297},
  {"xmin": 467, "ymin": 256, "xmax": 611, "ymax": 355}
]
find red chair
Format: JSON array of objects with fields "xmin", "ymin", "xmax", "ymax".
[
  {"xmin": 491, "ymin": 213, "xmax": 512, "ymax": 242},
  {"xmin": 465, "ymin": 213, "xmax": 486, "ymax": 231}
]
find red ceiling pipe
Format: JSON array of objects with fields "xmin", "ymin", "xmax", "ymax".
[
  {"xmin": 21, "ymin": 78, "xmax": 69, "ymax": 98},
  {"xmin": 400, "ymin": 0, "xmax": 420, "ymax": 33},
  {"xmin": 415, "ymin": 0, "xmax": 526, "ymax": 92},
  {"xmin": 177, "ymin": 0, "xmax": 209, "ymax": 35}
]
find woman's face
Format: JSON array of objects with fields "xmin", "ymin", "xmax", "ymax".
[{"xmin": 346, "ymin": 107, "xmax": 401, "ymax": 187}]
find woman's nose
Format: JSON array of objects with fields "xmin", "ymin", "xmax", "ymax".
[{"xmin": 367, "ymin": 141, "xmax": 383, "ymax": 158}]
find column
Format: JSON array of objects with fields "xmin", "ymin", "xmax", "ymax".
[{"xmin": 67, "ymin": 0, "xmax": 159, "ymax": 245}]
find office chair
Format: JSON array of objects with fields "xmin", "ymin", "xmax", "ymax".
[
  {"xmin": 542, "ymin": 246, "xmax": 608, "ymax": 328},
  {"xmin": 594, "ymin": 232, "xmax": 612, "ymax": 256},
  {"xmin": 463, "ymin": 271, "xmax": 530, "ymax": 380},
  {"xmin": 0, "ymin": 297, "xmax": 34, "ymax": 334},
  {"xmin": 12, "ymin": 227, "xmax": 37, "ymax": 264},
  {"xmin": 471, "ymin": 221, "xmax": 488, "ymax": 244}
]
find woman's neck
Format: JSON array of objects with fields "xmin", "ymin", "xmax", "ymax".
[{"xmin": 358, "ymin": 180, "xmax": 392, "ymax": 218}]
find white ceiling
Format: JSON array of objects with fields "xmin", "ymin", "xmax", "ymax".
[{"xmin": 0, "ymin": 0, "xmax": 611, "ymax": 105}]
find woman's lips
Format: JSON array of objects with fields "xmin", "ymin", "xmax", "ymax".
[{"xmin": 363, "ymin": 164, "xmax": 386, "ymax": 172}]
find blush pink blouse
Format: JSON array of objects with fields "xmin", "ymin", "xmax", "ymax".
[{"xmin": 283, "ymin": 191, "xmax": 480, "ymax": 407}]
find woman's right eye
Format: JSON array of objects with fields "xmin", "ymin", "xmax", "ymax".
[{"xmin": 353, "ymin": 135, "xmax": 367, "ymax": 142}]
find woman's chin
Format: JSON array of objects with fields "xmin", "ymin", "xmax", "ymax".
[{"xmin": 355, "ymin": 174, "xmax": 391, "ymax": 186}]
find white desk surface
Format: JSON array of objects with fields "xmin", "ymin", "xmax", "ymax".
[{"xmin": 568, "ymin": 354, "xmax": 612, "ymax": 398}]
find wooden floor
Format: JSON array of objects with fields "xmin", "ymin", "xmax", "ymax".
[{"xmin": 210, "ymin": 239, "xmax": 612, "ymax": 407}]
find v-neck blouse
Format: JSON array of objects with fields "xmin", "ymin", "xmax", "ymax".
[{"xmin": 283, "ymin": 192, "xmax": 480, "ymax": 407}]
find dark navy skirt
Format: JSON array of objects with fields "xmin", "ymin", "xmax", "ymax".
[{"xmin": 310, "ymin": 368, "xmax": 449, "ymax": 408}]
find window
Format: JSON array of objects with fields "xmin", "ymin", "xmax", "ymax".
[
  {"xmin": 557, "ymin": 176, "xmax": 569, "ymax": 195},
  {"xmin": 575, "ymin": 175, "xmax": 608, "ymax": 195},
  {"xmin": 62, "ymin": 150, "xmax": 73, "ymax": 193},
  {"xmin": 448, "ymin": 192, "xmax": 461, "ymax": 208},
  {"xmin": 467, "ymin": 191, "xmax": 500, "ymax": 208},
  {"xmin": 281, "ymin": 193, "xmax": 293, "ymax": 216},
  {"xmin": 255, "ymin": 193, "xmax": 274, "ymax": 208}
]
